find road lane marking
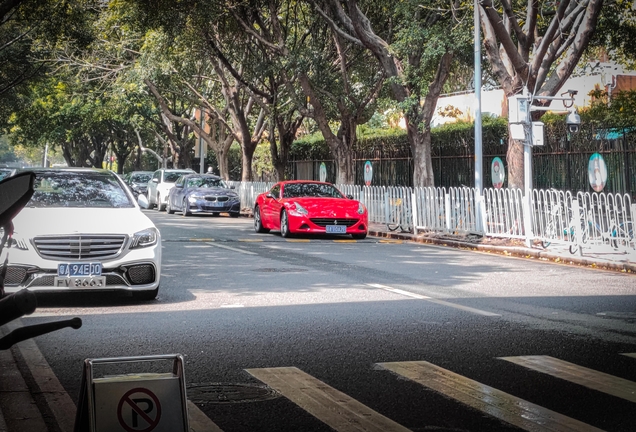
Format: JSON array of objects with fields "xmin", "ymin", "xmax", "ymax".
[
  {"xmin": 499, "ymin": 355, "xmax": 636, "ymax": 403},
  {"xmin": 378, "ymin": 361, "xmax": 604, "ymax": 432},
  {"xmin": 187, "ymin": 400, "xmax": 224, "ymax": 432},
  {"xmin": 238, "ymin": 238, "xmax": 263, "ymax": 242},
  {"xmin": 246, "ymin": 367, "xmax": 411, "ymax": 432},
  {"xmin": 379, "ymin": 239, "xmax": 403, "ymax": 244},
  {"xmin": 205, "ymin": 242, "xmax": 257, "ymax": 255},
  {"xmin": 189, "ymin": 238, "xmax": 215, "ymax": 242},
  {"xmin": 286, "ymin": 239, "xmax": 310, "ymax": 242},
  {"xmin": 333, "ymin": 239, "xmax": 357, "ymax": 243},
  {"xmin": 621, "ymin": 353, "xmax": 636, "ymax": 359},
  {"xmin": 366, "ymin": 283, "xmax": 500, "ymax": 317}
]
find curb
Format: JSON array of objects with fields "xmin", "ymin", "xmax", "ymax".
[{"xmin": 368, "ymin": 230, "xmax": 636, "ymax": 274}]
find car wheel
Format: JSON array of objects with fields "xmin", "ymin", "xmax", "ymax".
[
  {"xmin": 280, "ymin": 210, "xmax": 292, "ymax": 238},
  {"xmin": 133, "ymin": 287, "xmax": 158, "ymax": 301},
  {"xmin": 352, "ymin": 233, "xmax": 367, "ymax": 240},
  {"xmin": 166, "ymin": 198, "xmax": 175, "ymax": 214},
  {"xmin": 182, "ymin": 198, "xmax": 191, "ymax": 216},
  {"xmin": 254, "ymin": 205, "xmax": 270, "ymax": 233},
  {"xmin": 156, "ymin": 194, "xmax": 164, "ymax": 211}
]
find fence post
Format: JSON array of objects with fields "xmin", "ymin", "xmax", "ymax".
[
  {"xmin": 445, "ymin": 193, "xmax": 451, "ymax": 232},
  {"xmin": 411, "ymin": 190, "xmax": 418, "ymax": 235},
  {"xmin": 523, "ymin": 190, "xmax": 533, "ymax": 247}
]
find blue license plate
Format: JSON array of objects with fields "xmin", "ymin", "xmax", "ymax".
[
  {"xmin": 326, "ymin": 225, "xmax": 347, "ymax": 234},
  {"xmin": 58, "ymin": 263, "xmax": 102, "ymax": 277}
]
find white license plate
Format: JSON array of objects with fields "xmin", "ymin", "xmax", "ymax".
[
  {"xmin": 58, "ymin": 263, "xmax": 102, "ymax": 276},
  {"xmin": 326, "ymin": 225, "xmax": 347, "ymax": 234},
  {"xmin": 54, "ymin": 276, "xmax": 106, "ymax": 288}
]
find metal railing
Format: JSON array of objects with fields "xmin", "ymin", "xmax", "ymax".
[{"xmin": 232, "ymin": 181, "xmax": 635, "ymax": 255}]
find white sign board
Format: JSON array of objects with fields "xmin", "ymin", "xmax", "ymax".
[{"xmin": 94, "ymin": 374, "xmax": 186, "ymax": 432}]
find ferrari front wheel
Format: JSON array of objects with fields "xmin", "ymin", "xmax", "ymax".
[
  {"xmin": 254, "ymin": 206, "xmax": 269, "ymax": 233},
  {"xmin": 352, "ymin": 233, "xmax": 367, "ymax": 240},
  {"xmin": 280, "ymin": 210, "xmax": 292, "ymax": 238}
]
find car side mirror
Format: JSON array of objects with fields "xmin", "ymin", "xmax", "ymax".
[
  {"xmin": 347, "ymin": 194, "xmax": 354, "ymax": 199},
  {"xmin": 175, "ymin": 183, "xmax": 183, "ymax": 189},
  {"xmin": 266, "ymin": 192, "xmax": 273, "ymax": 198},
  {"xmin": 152, "ymin": 178, "xmax": 159, "ymax": 183},
  {"xmin": 137, "ymin": 194, "xmax": 149, "ymax": 209}
]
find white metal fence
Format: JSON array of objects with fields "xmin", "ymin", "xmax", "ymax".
[{"xmin": 233, "ymin": 181, "xmax": 635, "ymax": 255}]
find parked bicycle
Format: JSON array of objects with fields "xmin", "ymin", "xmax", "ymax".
[
  {"xmin": 568, "ymin": 210, "xmax": 634, "ymax": 254},
  {"xmin": 386, "ymin": 196, "xmax": 412, "ymax": 232}
]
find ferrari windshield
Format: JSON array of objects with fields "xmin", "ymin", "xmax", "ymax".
[
  {"xmin": 282, "ymin": 183, "xmax": 344, "ymax": 198},
  {"xmin": 27, "ymin": 170, "xmax": 134, "ymax": 208}
]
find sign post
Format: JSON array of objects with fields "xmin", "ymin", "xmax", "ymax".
[{"xmin": 74, "ymin": 354, "xmax": 189, "ymax": 432}]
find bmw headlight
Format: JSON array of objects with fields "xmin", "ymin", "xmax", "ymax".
[
  {"xmin": 130, "ymin": 227, "xmax": 158, "ymax": 249},
  {"xmin": 357, "ymin": 202, "xmax": 366, "ymax": 215},
  {"xmin": 189, "ymin": 194, "xmax": 205, "ymax": 202},
  {"xmin": 289, "ymin": 202, "xmax": 308, "ymax": 216}
]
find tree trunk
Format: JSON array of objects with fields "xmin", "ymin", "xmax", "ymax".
[
  {"xmin": 506, "ymin": 137, "xmax": 524, "ymax": 189},
  {"xmin": 407, "ymin": 123, "xmax": 434, "ymax": 187},
  {"xmin": 217, "ymin": 148, "xmax": 230, "ymax": 180},
  {"xmin": 334, "ymin": 143, "xmax": 355, "ymax": 185}
]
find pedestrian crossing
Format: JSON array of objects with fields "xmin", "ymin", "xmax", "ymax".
[{"xmin": 192, "ymin": 353, "xmax": 636, "ymax": 432}]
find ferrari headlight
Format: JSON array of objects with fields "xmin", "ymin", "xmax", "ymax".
[
  {"xmin": 357, "ymin": 202, "xmax": 366, "ymax": 215},
  {"xmin": 289, "ymin": 202, "xmax": 308, "ymax": 216},
  {"xmin": 130, "ymin": 228, "xmax": 158, "ymax": 249}
]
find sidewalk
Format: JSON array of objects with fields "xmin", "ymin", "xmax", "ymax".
[{"xmin": 367, "ymin": 222, "xmax": 636, "ymax": 274}]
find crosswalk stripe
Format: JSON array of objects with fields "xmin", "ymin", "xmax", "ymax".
[
  {"xmin": 621, "ymin": 353, "xmax": 636, "ymax": 359},
  {"xmin": 246, "ymin": 367, "xmax": 411, "ymax": 432},
  {"xmin": 499, "ymin": 355, "xmax": 636, "ymax": 403},
  {"xmin": 378, "ymin": 360, "xmax": 604, "ymax": 432}
]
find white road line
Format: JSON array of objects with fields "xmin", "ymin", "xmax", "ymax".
[
  {"xmin": 247, "ymin": 367, "xmax": 412, "ymax": 432},
  {"xmin": 366, "ymin": 283, "xmax": 500, "ymax": 317},
  {"xmin": 205, "ymin": 242, "xmax": 257, "ymax": 255},
  {"xmin": 379, "ymin": 361, "xmax": 604, "ymax": 432}
]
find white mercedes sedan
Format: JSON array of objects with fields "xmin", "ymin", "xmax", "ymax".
[{"xmin": 3, "ymin": 168, "xmax": 161, "ymax": 300}]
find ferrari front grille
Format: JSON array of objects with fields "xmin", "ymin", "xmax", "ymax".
[{"xmin": 310, "ymin": 218, "xmax": 359, "ymax": 227}]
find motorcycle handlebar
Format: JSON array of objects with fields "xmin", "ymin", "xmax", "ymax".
[
  {"xmin": 0, "ymin": 289, "xmax": 37, "ymax": 327},
  {"xmin": 0, "ymin": 317, "xmax": 82, "ymax": 350}
]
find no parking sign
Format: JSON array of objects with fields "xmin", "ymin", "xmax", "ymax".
[{"xmin": 74, "ymin": 355, "xmax": 189, "ymax": 432}]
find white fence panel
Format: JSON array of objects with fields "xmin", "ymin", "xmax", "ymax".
[
  {"xmin": 483, "ymin": 188, "xmax": 525, "ymax": 239},
  {"xmin": 413, "ymin": 187, "xmax": 447, "ymax": 233},
  {"xmin": 576, "ymin": 192, "xmax": 635, "ymax": 253}
]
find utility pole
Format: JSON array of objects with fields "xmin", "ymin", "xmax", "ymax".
[{"xmin": 474, "ymin": 0, "xmax": 483, "ymax": 231}]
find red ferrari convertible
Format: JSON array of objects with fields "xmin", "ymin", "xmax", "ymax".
[{"xmin": 253, "ymin": 181, "xmax": 368, "ymax": 239}]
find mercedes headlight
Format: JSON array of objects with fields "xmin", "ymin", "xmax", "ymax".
[{"xmin": 130, "ymin": 227, "xmax": 158, "ymax": 249}]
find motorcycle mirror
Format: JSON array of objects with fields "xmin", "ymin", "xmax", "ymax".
[{"xmin": 0, "ymin": 172, "xmax": 35, "ymax": 228}]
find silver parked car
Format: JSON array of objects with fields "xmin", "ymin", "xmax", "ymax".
[{"xmin": 146, "ymin": 168, "xmax": 195, "ymax": 211}]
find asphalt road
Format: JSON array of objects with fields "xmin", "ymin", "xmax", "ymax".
[{"xmin": 17, "ymin": 210, "xmax": 636, "ymax": 432}]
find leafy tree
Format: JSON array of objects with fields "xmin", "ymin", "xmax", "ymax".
[
  {"xmin": 311, "ymin": 0, "xmax": 473, "ymax": 187},
  {"xmin": 478, "ymin": 0, "xmax": 604, "ymax": 188}
]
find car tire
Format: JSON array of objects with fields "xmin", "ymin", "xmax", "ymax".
[
  {"xmin": 280, "ymin": 210, "xmax": 292, "ymax": 238},
  {"xmin": 182, "ymin": 199, "xmax": 191, "ymax": 217},
  {"xmin": 230, "ymin": 212, "xmax": 240, "ymax": 218},
  {"xmin": 166, "ymin": 199, "xmax": 175, "ymax": 214},
  {"xmin": 156, "ymin": 194, "xmax": 164, "ymax": 211},
  {"xmin": 133, "ymin": 287, "xmax": 158, "ymax": 301},
  {"xmin": 254, "ymin": 206, "xmax": 269, "ymax": 233},
  {"xmin": 352, "ymin": 233, "xmax": 367, "ymax": 240}
]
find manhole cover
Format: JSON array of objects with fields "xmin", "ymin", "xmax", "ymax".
[
  {"xmin": 187, "ymin": 383, "xmax": 280, "ymax": 404},
  {"xmin": 252, "ymin": 268, "xmax": 308, "ymax": 273}
]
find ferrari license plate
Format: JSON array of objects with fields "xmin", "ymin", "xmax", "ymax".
[{"xmin": 326, "ymin": 225, "xmax": 347, "ymax": 234}]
